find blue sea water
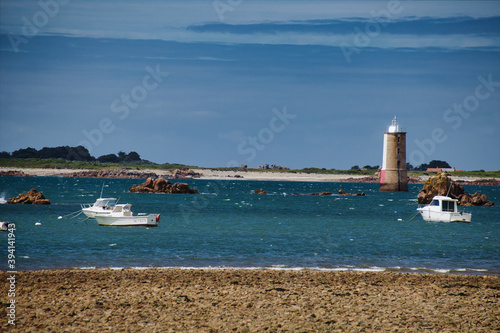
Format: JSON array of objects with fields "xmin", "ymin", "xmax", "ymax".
[{"xmin": 0, "ymin": 176, "xmax": 499, "ymax": 274}]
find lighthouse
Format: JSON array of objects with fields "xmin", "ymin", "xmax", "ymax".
[{"xmin": 379, "ymin": 116, "xmax": 408, "ymax": 192}]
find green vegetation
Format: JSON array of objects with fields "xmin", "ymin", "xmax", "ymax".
[
  {"xmin": 0, "ymin": 146, "xmax": 196, "ymax": 171},
  {"xmin": 0, "ymin": 158, "xmax": 195, "ymax": 171},
  {"xmin": 1, "ymin": 146, "xmax": 498, "ymax": 178}
]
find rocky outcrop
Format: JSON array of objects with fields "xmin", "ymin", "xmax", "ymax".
[
  {"xmin": 69, "ymin": 169, "xmax": 158, "ymax": 179},
  {"xmin": 338, "ymin": 190, "xmax": 366, "ymax": 196},
  {"xmin": 130, "ymin": 178, "xmax": 199, "ymax": 194},
  {"xmin": 290, "ymin": 192, "xmax": 331, "ymax": 196},
  {"xmin": 170, "ymin": 169, "xmax": 202, "ymax": 179},
  {"xmin": 254, "ymin": 189, "xmax": 268, "ymax": 195},
  {"xmin": 7, "ymin": 189, "xmax": 50, "ymax": 205},
  {"xmin": 0, "ymin": 170, "xmax": 33, "ymax": 177},
  {"xmin": 456, "ymin": 178, "xmax": 500, "ymax": 186},
  {"xmin": 418, "ymin": 172, "xmax": 494, "ymax": 206},
  {"xmin": 339, "ymin": 176, "xmax": 379, "ymax": 183}
]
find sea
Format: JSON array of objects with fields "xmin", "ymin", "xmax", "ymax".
[{"xmin": 1, "ymin": 176, "xmax": 499, "ymax": 275}]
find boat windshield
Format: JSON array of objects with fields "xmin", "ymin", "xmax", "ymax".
[
  {"xmin": 442, "ymin": 200, "xmax": 455, "ymax": 212},
  {"xmin": 430, "ymin": 200, "xmax": 439, "ymax": 206},
  {"xmin": 95, "ymin": 199, "xmax": 116, "ymax": 208}
]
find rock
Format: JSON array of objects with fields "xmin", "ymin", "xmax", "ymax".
[
  {"xmin": 7, "ymin": 189, "xmax": 50, "ymax": 205},
  {"xmin": 171, "ymin": 169, "xmax": 202, "ymax": 179},
  {"xmin": 130, "ymin": 178, "xmax": 199, "ymax": 194},
  {"xmin": 418, "ymin": 172, "xmax": 494, "ymax": 206},
  {"xmin": 338, "ymin": 190, "xmax": 365, "ymax": 196},
  {"xmin": 254, "ymin": 189, "xmax": 268, "ymax": 195},
  {"xmin": 0, "ymin": 170, "xmax": 33, "ymax": 177},
  {"xmin": 69, "ymin": 169, "xmax": 158, "ymax": 179}
]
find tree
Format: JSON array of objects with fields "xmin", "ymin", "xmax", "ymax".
[
  {"xmin": 428, "ymin": 160, "xmax": 451, "ymax": 169},
  {"xmin": 0, "ymin": 151, "xmax": 11, "ymax": 158},
  {"xmin": 118, "ymin": 151, "xmax": 127, "ymax": 161},
  {"xmin": 415, "ymin": 160, "xmax": 451, "ymax": 171},
  {"xmin": 98, "ymin": 154, "xmax": 120, "ymax": 163},
  {"xmin": 350, "ymin": 165, "xmax": 360, "ymax": 170},
  {"xmin": 12, "ymin": 147, "xmax": 38, "ymax": 158},
  {"xmin": 126, "ymin": 151, "xmax": 141, "ymax": 161}
]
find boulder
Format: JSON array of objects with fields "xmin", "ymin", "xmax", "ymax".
[
  {"xmin": 254, "ymin": 189, "xmax": 268, "ymax": 195},
  {"xmin": 418, "ymin": 172, "xmax": 493, "ymax": 206},
  {"xmin": 7, "ymin": 189, "xmax": 50, "ymax": 205},
  {"xmin": 130, "ymin": 178, "xmax": 199, "ymax": 194},
  {"xmin": 338, "ymin": 190, "xmax": 365, "ymax": 196},
  {"xmin": 171, "ymin": 169, "xmax": 202, "ymax": 179}
]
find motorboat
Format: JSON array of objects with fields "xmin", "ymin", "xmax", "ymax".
[
  {"xmin": 94, "ymin": 204, "xmax": 160, "ymax": 227},
  {"xmin": 81, "ymin": 197, "xmax": 117, "ymax": 218},
  {"xmin": 417, "ymin": 195, "xmax": 471, "ymax": 223},
  {"xmin": 1, "ymin": 221, "xmax": 9, "ymax": 231}
]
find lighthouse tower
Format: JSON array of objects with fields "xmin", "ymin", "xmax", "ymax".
[{"xmin": 379, "ymin": 117, "xmax": 408, "ymax": 192}]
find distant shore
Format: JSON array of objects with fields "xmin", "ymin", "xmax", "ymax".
[
  {"xmin": 1, "ymin": 167, "xmax": 500, "ymax": 185},
  {"xmin": 1, "ymin": 268, "xmax": 498, "ymax": 332}
]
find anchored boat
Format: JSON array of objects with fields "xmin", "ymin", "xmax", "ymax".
[
  {"xmin": 417, "ymin": 195, "xmax": 471, "ymax": 223},
  {"xmin": 94, "ymin": 203, "xmax": 160, "ymax": 227},
  {"xmin": 81, "ymin": 197, "xmax": 118, "ymax": 218}
]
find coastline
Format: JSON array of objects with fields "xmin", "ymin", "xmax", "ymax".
[
  {"xmin": 2, "ymin": 268, "xmax": 498, "ymax": 331},
  {"xmin": 1, "ymin": 167, "xmax": 499, "ymax": 184}
]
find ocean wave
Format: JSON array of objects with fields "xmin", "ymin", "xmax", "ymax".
[{"xmin": 69, "ymin": 265, "xmax": 494, "ymax": 275}]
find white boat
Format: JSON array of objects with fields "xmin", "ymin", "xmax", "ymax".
[
  {"xmin": 1, "ymin": 221, "xmax": 9, "ymax": 231},
  {"xmin": 417, "ymin": 195, "xmax": 471, "ymax": 223},
  {"xmin": 81, "ymin": 197, "xmax": 118, "ymax": 218},
  {"xmin": 94, "ymin": 204, "xmax": 160, "ymax": 227}
]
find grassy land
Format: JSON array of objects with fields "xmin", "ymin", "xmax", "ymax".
[
  {"xmin": 1, "ymin": 158, "xmax": 499, "ymax": 178},
  {"xmin": 0, "ymin": 158, "xmax": 191, "ymax": 171}
]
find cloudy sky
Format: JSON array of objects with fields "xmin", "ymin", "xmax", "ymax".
[{"xmin": 1, "ymin": 0, "xmax": 499, "ymax": 170}]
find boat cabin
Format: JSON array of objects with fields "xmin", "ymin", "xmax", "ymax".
[
  {"xmin": 428, "ymin": 197, "xmax": 457, "ymax": 213},
  {"xmin": 111, "ymin": 204, "xmax": 133, "ymax": 216}
]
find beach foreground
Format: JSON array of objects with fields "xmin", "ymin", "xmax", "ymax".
[{"xmin": 1, "ymin": 269, "xmax": 499, "ymax": 332}]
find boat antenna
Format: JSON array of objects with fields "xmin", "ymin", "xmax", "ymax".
[
  {"xmin": 100, "ymin": 181, "xmax": 105, "ymax": 198},
  {"xmin": 446, "ymin": 181, "xmax": 452, "ymax": 197}
]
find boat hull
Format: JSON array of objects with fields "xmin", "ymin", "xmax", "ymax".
[
  {"xmin": 417, "ymin": 209, "xmax": 471, "ymax": 223},
  {"xmin": 95, "ymin": 214, "xmax": 159, "ymax": 227}
]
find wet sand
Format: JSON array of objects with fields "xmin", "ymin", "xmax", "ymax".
[{"xmin": 1, "ymin": 269, "xmax": 499, "ymax": 332}]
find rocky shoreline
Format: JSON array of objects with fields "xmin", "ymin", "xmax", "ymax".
[
  {"xmin": 1, "ymin": 269, "xmax": 498, "ymax": 332},
  {"xmin": 1, "ymin": 167, "xmax": 500, "ymax": 185}
]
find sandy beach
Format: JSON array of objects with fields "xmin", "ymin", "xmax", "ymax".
[
  {"xmin": 1, "ymin": 269, "xmax": 499, "ymax": 332},
  {"xmin": 2, "ymin": 167, "xmax": 498, "ymax": 184}
]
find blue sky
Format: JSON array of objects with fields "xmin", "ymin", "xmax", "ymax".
[{"xmin": 1, "ymin": 1, "xmax": 499, "ymax": 170}]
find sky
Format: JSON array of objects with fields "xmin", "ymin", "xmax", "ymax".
[{"xmin": 0, "ymin": 0, "xmax": 499, "ymax": 170}]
